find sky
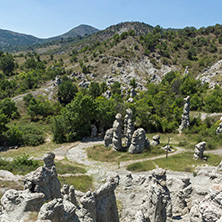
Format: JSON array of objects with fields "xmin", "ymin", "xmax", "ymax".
[{"xmin": 0, "ymin": 0, "xmax": 221, "ymax": 38}]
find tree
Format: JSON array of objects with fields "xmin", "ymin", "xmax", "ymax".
[
  {"xmin": 52, "ymin": 93, "xmax": 97, "ymax": 143},
  {"xmin": 0, "ymin": 54, "xmax": 16, "ymax": 75},
  {"xmin": 89, "ymin": 82, "xmax": 101, "ymax": 98},
  {"xmin": 57, "ymin": 81, "xmax": 78, "ymax": 105},
  {"xmin": 0, "ymin": 98, "xmax": 20, "ymax": 119},
  {"xmin": 187, "ymin": 47, "xmax": 197, "ymax": 60}
]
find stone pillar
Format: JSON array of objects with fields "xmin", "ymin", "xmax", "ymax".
[
  {"xmin": 112, "ymin": 113, "xmax": 122, "ymax": 151},
  {"xmin": 124, "ymin": 108, "xmax": 134, "ymax": 148},
  {"xmin": 178, "ymin": 96, "xmax": 190, "ymax": 133}
]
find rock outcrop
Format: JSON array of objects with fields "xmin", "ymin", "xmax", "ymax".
[
  {"xmin": 128, "ymin": 128, "xmax": 149, "ymax": 154},
  {"xmin": 0, "ymin": 152, "xmax": 120, "ymax": 222},
  {"xmin": 124, "ymin": 108, "xmax": 134, "ymax": 148},
  {"xmin": 173, "ymin": 177, "xmax": 193, "ymax": 216},
  {"xmin": 0, "ymin": 190, "xmax": 45, "ymax": 222},
  {"xmin": 104, "ymin": 128, "xmax": 114, "ymax": 147},
  {"xmin": 143, "ymin": 169, "xmax": 172, "ymax": 222},
  {"xmin": 190, "ymin": 184, "xmax": 222, "ymax": 222},
  {"xmin": 178, "ymin": 96, "xmax": 190, "ymax": 133},
  {"xmin": 24, "ymin": 152, "xmax": 61, "ymax": 201},
  {"xmin": 193, "ymin": 141, "xmax": 206, "ymax": 160},
  {"xmin": 38, "ymin": 198, "xmax": 77, "ymax": 222},
  {"xmin": 112, "ymin": 113, "xmax": 122, "ymax": 151}
]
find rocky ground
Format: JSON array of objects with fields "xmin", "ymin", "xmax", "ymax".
[{"xmin": 1, "ymin": 139, "xmax": 222, "ymax": 221}]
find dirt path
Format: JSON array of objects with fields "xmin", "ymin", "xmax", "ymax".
[{"xmin": 65, "ymin": 140, "xmax": 187, "ymax": 188}]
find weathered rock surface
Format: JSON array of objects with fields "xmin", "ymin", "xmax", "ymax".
[
  {"xmin": 150, "ymin": 134, "xmax": 160, "ymax": 146},
  {"xmin": 104, "ymin": 128, "xmax": 114, "ymax": 147},
  {"xmin": 0, "ymin": 152, "xmax": 120, "ymax": 222},
  {"xmin": 128, "ymin": 128, "xmax": 149, "ymax": 153},
  {"xmin": 190, "ymin": 184, "xmax": 222, "ymax": 222},
  {"xmin": 144, "ymin": 169, "xmax": 172, "ymax": 222},
  {"xmin": 24, "ymin": 152, "xmax": 61, "ymax": 201},
  {"xmin": 173, "ymin": 177, "xmax": 193, "ymax": 216},
  {"xmin": 112, "ymin": 113, "xmax": 122, "ymax": 151},
  {"xmin": 178, "ymin": 96, "xmax": 190, "ymax": 133},
  {"xmin": 193, "ymin": 141, "xmax": 206, "ymax": 160},
  {"xmin": 124, "ymin": 108, "xmax": 134, "ymax": 148},
  {"xmin": 38, "ymin": 198, "xmax": 77, "ymax": 222},
  {"xmin": 0, "ymin": 190, "xmax": 45, "ymax": 222}
]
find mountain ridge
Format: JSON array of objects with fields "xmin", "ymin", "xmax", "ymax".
[{"xmin": 0, "ymin": 24, "xmax": 99, "ymax": 51}]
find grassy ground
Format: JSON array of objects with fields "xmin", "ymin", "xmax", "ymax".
[
  {"xmin": 87, "ymin": 144, "xmax": 165, "ymax": 162},
  {"xmin": 58, "ymin": 175, "xmax": 93, "ymax": 192},
  {"xmin": 0, "ymin": 142, "xmax": 60, "ymax": 158},
  {"xmin": 147, "ymin": 132, "xmax": 222, "ymax": 150},
  {"xmin": 126, "ymin": 152, "xmax": 221, "ymax": 172}
]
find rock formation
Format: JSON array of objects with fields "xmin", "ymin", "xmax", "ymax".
[
  {"xmin": 150, "ymin": 135, "xmax": 160, "ymax": 146},
  {"xmin": 91, "ymin": 125, "xmax": 97, "ymax": 137},
  {"xmin": 216, "ymin": 117, "xmax": 222, "ymax": 134},
  {"xmin": 142, "ymin": 169, "xmax": 172, "ymax": 222},
  {"xmin": 173, "ymin": 177, "xmax": 193, "ymax": 216},
  {"xmin": 128, "ymin": 128, "xmax": 149, "ymax": 154},
  {"xmin": 112, "ymin": 113, "xmax": 122, "ymax": 151},
  {"xmin": 124, "ymin": 108, "xmax": 134, "ymax": 148},
  {"xmin": 190, "ymin": 184, "xmax": 222, "ymax": 222},
  {"xmin": 0, "ymin": 152, "xmax": 120, "ymax": 222},
  {"xmin": 178, "ymin": 96, "xmax": 190, "ymax": 133},
  {"xmin": 193, "ymin": 141, "xmax": 206, "ymax": 160},
  {"xmin": 38, "ymin": 198, "xmax": 77, "ymax": 222},
  {"xmin": 24, "ymin": 152, "xmax": 61, "ymax": 201},
  {"xmin": 0, "ymin": 190, "xmax": 45, "ymax": 222},
  {"xmin": 104, "ymin": 128, "xmax": 114, "ymax": 147}
]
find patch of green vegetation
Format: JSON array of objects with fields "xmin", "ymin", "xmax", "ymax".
[
  {"xmin": 58, "ymin": 175, "xmax": 93, "ymax": 192},
  {"xmin": 87, "ymin": 144, "xmax": 165, "ymax": 162},
  {"xmin": 55, "ymin": 161, "xmax": 86, "ymax": 174},
  {"xmin": 0, "ymin": 155, "xmax": 42, "ymax": 175},
  {"xmin": 0, "ymin": 141, "xmax": 60, "ymax": 159},
  {"xmin": 127, "ymin": 152, "xmax": 221, "ymax": 172},
  {"xmin": 126, "ymin": 161, "xmax": 156, "ymax": 172}
]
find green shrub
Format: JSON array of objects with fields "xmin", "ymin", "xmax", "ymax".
[{"xmin": 22, "ymin": 134, "xmax": 44, "ymax": 146}]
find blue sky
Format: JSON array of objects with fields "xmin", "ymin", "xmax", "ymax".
[{"xmin": 0, "ymin": 0, "xmax": 221, "ymax": 38}]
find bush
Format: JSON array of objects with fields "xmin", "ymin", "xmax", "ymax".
[
  {"xmin": 4, "ymin": 127, "xmax": 24, "ymax": 146},
  {"xmin": 22, "ymin": 134, "xmax": 44, "ymax": 146}
]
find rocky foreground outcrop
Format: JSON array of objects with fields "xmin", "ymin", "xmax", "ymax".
[{"xmin": 0, "ymin": 152, "xmax": 119, "ymax": 222}]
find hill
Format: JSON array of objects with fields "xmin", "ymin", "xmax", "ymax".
[
  {"xmin": 0, "ymin": 29, "xmax": 42, "ymax": 51},
  {"xmin": 46, "ymin": 24, "xmax": 99, "ymax": 42},
  {"xmin": 0, "ymin": 24, "xmax": 99, "ymax": 52}
]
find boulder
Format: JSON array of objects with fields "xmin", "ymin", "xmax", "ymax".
[
  {"xmin": 193, "ymin": 141, "xmax": 206, "ymax": 160},
  {"xmin": 150, "ymin": 134, "xmax": 160, "ymax": 146},
  {"xmin": 128, "ymin": 128, "xmax": 149, "ymax": 154}
]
